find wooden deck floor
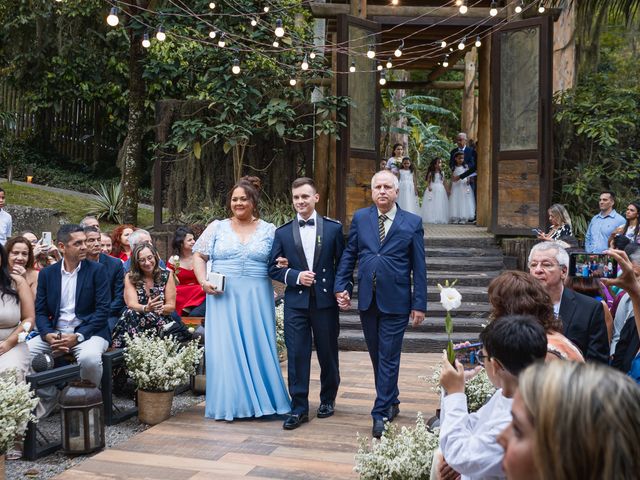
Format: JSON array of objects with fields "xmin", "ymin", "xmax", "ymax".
[{"xmin": 57, "ymin": 352, "xmax": 441, "ymax": 480}]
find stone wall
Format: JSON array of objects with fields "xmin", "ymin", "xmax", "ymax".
[{"xmin": 6, "ymin": 205, "xmax": 68, "ymax": 237}]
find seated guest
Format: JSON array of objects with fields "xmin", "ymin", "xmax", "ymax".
[
  {"xmin": 84, "ymin": 227, "xmax": 125, "ymax": 333},
  {"xmin": 20, "ymin": 230, "xmax": 61, "ymax": 270},
  {"xmin": 498, "ymin": 361, "xmax": 640, "ymax": 479},
  {"xmin": 122, "ymin": 229, "xmax": 166, "ymax": 272},
  {"xmin": 6, "ymin": 236, "xmax": 39, "ymax": 298},
  {"xmin": 27, "ymin": 224, "xmax": 110, "ymax": 388},
  {"xmin": 100, "ymin": 233, "xmax": 113, "ymax": 255},
  {"xmin": 537, "ymin": 203, "xmax": 573, "ymax": 241},
  {"xmin": 528, "ymin": 242, "xmax": 609, "ymax": 362},
  {"xmin": 438, "ymin": 315, "xmax": 548, "ymax": 480},
  {"xmin": 489, "ymin": 270, "xmax": 584, "ymax": 362},
  {"xmin": 111, "ymin": 243, "xmax": 176, "ymax": 348},
  {"xmin": 168, "ymin": 226, "xmax": 205, "ymax": 317},
  {"xmin": 110, "ymin": 224, "xmax": 135, "ymax": 262}
]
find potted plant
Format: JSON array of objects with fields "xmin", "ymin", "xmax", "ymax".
[
  {"xmin": 0, "ymin": 370, "xmax": 38, "ymax": 477},
  {"xmin": 123, "ymin": 333, "xmax": 203, "ymax": 425}
]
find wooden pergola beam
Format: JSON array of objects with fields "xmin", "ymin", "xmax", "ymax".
[
  {"xmin": 382, "ymin": 80, "xmax": 467, "ymax": 89},
  {"xmin": 373, "ymin": 15, "xmax": 502, "ymax": 27},
  {"xmin": 309, "ymin": 3, "xmax": 507, "ymax": 19}
]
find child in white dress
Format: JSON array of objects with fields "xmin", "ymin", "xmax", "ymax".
[
  {"xmin": 397, "ymin": 157, "xmax": 419, "ymax": 215},
  {"xmin": 449, "ymin": 152, "xmax": 475, "ymax": 223},
  {"xmin": 422, "ymin": 158, "xmax": 449, "ymax": 224}
]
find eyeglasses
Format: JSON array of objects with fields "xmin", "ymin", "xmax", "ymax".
[
  {"xmin": 475, "ymin": 351, "xmax": 488, "ymax": 366},
  {"xmin": 528, "ymin": 261, "xmax": 560, "ymax": 270}
]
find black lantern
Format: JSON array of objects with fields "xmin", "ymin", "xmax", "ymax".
[{"xmin": 59, "ymin": 380, "xmax": 105, "ymax": 454}]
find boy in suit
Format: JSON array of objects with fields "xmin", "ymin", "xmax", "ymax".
[{"xmin": 269, "ymin": 178, "xmax": 346, "ymax": 430}]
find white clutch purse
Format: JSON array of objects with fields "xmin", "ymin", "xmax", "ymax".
[{"xmin": 206, "ymin": 271, "xmax": 226, "ymax": 292}]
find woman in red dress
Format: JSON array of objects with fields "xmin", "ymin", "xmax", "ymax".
[
  {"xmin": 168, "ymin": 226, "xmax": 206, "ymax": 317},
  {"xmin": 110, "ymin": 224, "xmax": 135, "ymax": 262}
]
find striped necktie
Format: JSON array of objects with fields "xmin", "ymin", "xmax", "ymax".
[{"xmin": 379, "ymin": 214, "xmax": 388, "ymax": 242}]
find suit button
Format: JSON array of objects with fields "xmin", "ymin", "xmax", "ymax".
[
  {"xmin": 322, "ymin": 278, "xmax": 326, "ymax": 282},
  {"xmin": 298, "ymin": 290, "xmax": 303, "ymax": 294},
  {"xmin": 323, "ymin": 268, "xmax": 326, "ymax": 272},
  {"xmin": 323, "ymin": 288, "xmax": 327, "ymax": 292},
  {"xmin": 377, "ymin": 254, "xmax": 380, "ymax": 257}
]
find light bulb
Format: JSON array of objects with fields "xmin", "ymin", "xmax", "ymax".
[
  {"xmin": 263, "ymin": 6, "xmax": 270, "ymax": 12},
  {"xmin": 377, "ymin": 64, "xmax": 383, "ymax": 71},
  {"xmin": 209, "ymin": 30, "xmax": 217, "ymax": 39},
  {"xmin": 250, "ymin": 18, "xmax": 258, "ymax": 27},
  {"xmin": 489, "ymin": 1, "xmax": 498, "ymax": 16},
  {"xmin": 443, "ymin": 57, "xmax": 449, "ymax": 68},
  {"xmin": 538, "ymin": 3, "xmax": 545, "ymax": 13},
  {"xmin": 455, "ymin": 0, "xmax": 463, "ymax": 5},
  {"xmin": 209, "ymin": 2, "xmax": 215, "ymax": 9},
  {"xmin": 394, "ymin": 44, "xmax": 403, "ymax": 57},
  {"xmin": 458, "ymin": 38, "xmax": 466, "ymax": 50},
  {"xmin": 367, "ymin": 45, "xmax": 375, "ymax": 59},
  {"xmin": 301, "ymin": 55, "xmax": 309, "ymax": 71},
  {"xmin": 289, "ymin": 78, "xmax": 297, "ymax": 86},
  {"xmin": 379, "ymin": 71, "xmax": 387, "ymax": 86},
  {"xmin": 386, "ymin": 58, "xmax": 392, "ymax": 69},
  {"xmin": 515, "ymin": 1, "xmax": 523, "ymax": 13},
  {"xmin": 309, "ymin": 51, "xmax": 316, "ymax": 59},
  {"xmin": 275, "ymin": 19, "xmax": 284, "ymax": 38},
  {"xmin": 391, "ymin": 0, "xmax": 399, "ymax": 5},
  {"xmin": 440, "ymin": 40, "xmax": 447, "ymax": 49},
  {"xmin": 272, "ymin": 40, "xmax": 279, "ymax": 47},
  {"xmin": 106, "ymin": 7, "xmax": 119, "ymax": 27},
  {"xmin": 349, "ymin": 61, "xmax": 356, "ymax": 73},
  {"xmin": 459, "ymin": 1, "xmax": 468, "ymax": 14},
  {"xmin": 232, "ymin": 59, "xmax": 240, "ymax": 75},
  {"xmin": 142, "ymin": 33, "xmax": 151, "ymax": 48},
  {"xmin": 218, "ymin": 34, "xmax": 226, "ymax": 48},
  {"xmin": 156, "ymin": 26, "xmax": 166, "ymax": 42},
  {"xmin": 475, "ymin": 36, "xmax": 482, "ymax": 48}
]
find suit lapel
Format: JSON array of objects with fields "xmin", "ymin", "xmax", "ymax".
[
  {"xmin": 558, "ymin": 288, "xmax": 575, "ymax": 333},
  {"xmin": 312, "ymin": 215, "xmax": 323, "ymax": 271},
  {"xmin": 369, "ymin": 206, "xmax": 381, "ymax": 247},
  {"xmin": 291, "ymin": 220, "xmax": 309, "ymax": 271},
  {"xmin": 75, "ymin": 260, "xmax": 87, "ymax": 307}
]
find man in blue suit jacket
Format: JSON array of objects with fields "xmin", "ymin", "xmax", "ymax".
[
  {"xmin": 269, "ymin": 178, "xmax": 347, "ymax": 430},
  {"xmin": 335, "ymin": 170, "xmax": 427, "ymax": 438},
  {"xmin": 84, "ymin": 226, "xmax": 125, "ymax": 332},
  {"xmin": 28, "ymin": 224, "xmax": 110, "ymax": 387}
]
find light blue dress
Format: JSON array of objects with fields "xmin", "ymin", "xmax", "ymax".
[{"xmin": 193, "ymin": 219, "xmax": 291, "ymax": 420}]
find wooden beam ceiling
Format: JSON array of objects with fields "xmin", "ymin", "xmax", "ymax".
[{"xmin": 309, "ymin": 3, "xmax": 507, "ymax": 19}]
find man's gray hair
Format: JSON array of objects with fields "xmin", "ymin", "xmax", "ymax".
[
  {"xmin": 528, "ymin": 241, "xmax": 570, "ymax": 268},
  {"xmin": 80, "ymin": 215, "xmax": 99, "ymax": 227},
  {"xmin": 128, "ymin": 229, "xmax": 151, "ymax": 248},
  {"xmin": 457, "ymin": 132, "xmax": 468, "ymax": 140},
  {"xmin": 371, "ymin": 170, "xmax": 399, "ymax": 190}
]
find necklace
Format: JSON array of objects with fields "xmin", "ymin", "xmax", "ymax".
[{"xmin": 233, "ymin": 216, "xmax": 256, "ymax": 225}]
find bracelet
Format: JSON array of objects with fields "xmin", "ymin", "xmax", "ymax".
[{"xmin": 142, "ymin": 304, "xmax": 147, "ymax": 313}]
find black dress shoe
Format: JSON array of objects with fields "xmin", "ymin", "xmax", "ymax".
[
  {"xmin": 317, "ymin": 403, "xmax": 335, "ymax": 418},
  {"xmin": 283, "ymin": 413, "xmax": 309, "ymax": 430},
  {"xmin": 372, "ymin": 419, "xmax": 385, "ymax": 439},
  {"xmin": 387, "ymin": 404, "xmax": 400, "ymax": 422}
]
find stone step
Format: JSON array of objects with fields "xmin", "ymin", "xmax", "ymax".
[
  {"xmin": 338, "ymin": 330, "xmax": 480, "ymax": 353},
  {"xmin": 427, "ymin": 285, "xmax": 488, "ymax": 302},
  {"xmin": 424, "ymin": 237, "xmax": 497, "ymax": 248},
  {"xmin": 426, "ymin": 257, "xmax": 504, "ymax": 272},
  {"xmin": 339, "ymin": 313, "xmax": 486, "ymax": 333},
  {"xmin": 342, "ymin": 301, "xmax": 491, "ymax": 318},
  {"xmin": 427, "ymin": 271, "xmax": 501, "ymax": 287},
  {"xmin": 426, "ymin": 247, "xmax": 504, "ymax": 258}
]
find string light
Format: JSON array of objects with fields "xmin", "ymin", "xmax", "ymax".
[
  {"xmin": 455, "ymin": 0, "xmax": 463, "ymax": 5},
  {"xmin": 106, "ymin": 7, "xmax": 119, "ymax": 27},
  {"xmin": 538, "ymin": 2, "xmax": 546, "ymax": 13},
  {"xmin": 386, "ymin": 58, "xmax": 393, "ymax": 69},
  {"xmin": 367, "ymin": 45, "xmax": 375, "ymax": 59},
  {"xmin": 391, "ymin": 0, "xmax": 399, "ymax": 5},
  {"xmin": 309, "ymin": 51, "xmax": 316, "ymax": 59},
  {"xmin": 208, "ymin": 2, "xmax": 215, "ymax": 9},
  {"xmin": 274, "ymin": 19, "xmax": 285, "ymax": 38},
  {"xmin": 263, "ymin": 6, "xmax": 270, "ymax": 13},
  {"xmin": 142, "ymin": 33, "xmax": 151, "ymax": 48},
  {"xmin": 394, "ymin": 41, "xmax": 403, "ymax": 57},
  {"xmin": 377, "ymin": 63, "xmax": 383, "ymax": 71},
  {"xmin": 156, "ymin": 26, "xmax": 166, "ymax": 42},
  {"xmin": 379, "ymin": 70, "xmax": 387, "ymax": 86},
  {"xmin": 231, "ymin": 58, "xmax": 241, "ymax": 75},
  {"xmin": 489, "ymin": 1, "xmax": 498, "ymax": 16},
  {"xmin": 272, "ymin": 39, "xmax": 279, "ymax": 47},
  {"xmin": 458, "ymin": 37, "xmax": 466, "ymax": 50},
  {"xmin": 515, "ymin": 1, "xmax": 524, "ymax": 13},
  {"xmin": 475, "ymin": 36, "xmax": 482, "ymax": 48},
  {"xmin": 440, "ymin": 40, "xmax": 447, "ymax": 49},
  {"xmin": 217, "ymin": 33, "xmax": 226, "ymax": 48},
  {"xmin": 459, "ymin": 0, "xmax": 468, "ymax": 14},
  {"xmin": 250, "ymin": 18, "xmax": 258, "ymax": 27},
  {"xmin": 289, "ymin": 78, "xmax": 297, "ymax": 86},
  {"xmin": 209, "ymin": 30, "xmax": 217, "ymax": 39},
  {"xmin": 301, "ymin": 54, "xmax": 309, "ymax": 71},
  {"xmin": 349, "ymin": 61, "xmax": 356, "ymax": 73},
  {"xmin": 443, "ymin": 55, "xmax": 449, "ymax": 68}
]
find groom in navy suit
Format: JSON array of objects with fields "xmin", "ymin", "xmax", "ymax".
[
  {"xmin": 335, "ymin": 169, "xmax": 427, "ymax": 438},
  {"xmin": 269, "ymin": 177, "xmax": 346, "ymax": 430}
]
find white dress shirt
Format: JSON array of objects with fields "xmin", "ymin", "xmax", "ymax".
[
  {"xmin": 295, "ymin": 211, "xmax": 317, "ymax": 285},
  {"xmin": 0, "ymin": 209, "xmax": 11, "ymax": 246},
  {"xmin": 377, "ymin": 204, "xmax": 397, "ymax": 238},
  {"xmin": 439, "ymin": 389, "xmax": 512, "ymax": 480},
  {"xmin": 56, "ymin": 262, "xmax": 82, "ymax": 334}
]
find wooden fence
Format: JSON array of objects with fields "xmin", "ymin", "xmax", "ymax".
[{"xmin": 0, "ymin": 83, "xmax": 118, "ymax": 167}]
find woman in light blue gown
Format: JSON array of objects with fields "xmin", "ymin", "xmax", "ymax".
[{"xmin": 193, "ymin": 178, "xmax": 290, "ymax": 421}]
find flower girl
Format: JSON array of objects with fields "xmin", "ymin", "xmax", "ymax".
[
  {"xmin": 397, "ymin": 157, "xmax": 420, "ymax": 215},
  {"xmin": 422, "ymin": 157, "xmax": 449, "ymax": 224},
  {"xmin": 449, "ymin": 152, "xmax": 476, "ymax": 223}
]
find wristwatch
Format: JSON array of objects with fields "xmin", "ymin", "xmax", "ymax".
[{"xmin": 75, "ymin": 333, "xmax": 85, "ymax": 343}]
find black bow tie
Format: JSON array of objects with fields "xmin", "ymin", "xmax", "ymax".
[{"xmin": 299, "ymin": 218, "xmax": 315, "ymax": 227}]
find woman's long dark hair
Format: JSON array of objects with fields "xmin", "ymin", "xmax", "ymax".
[
  {"xmin": 623, "ymin": 201, "xmax": 640, "ymax": 241},
  {"xmin": 425, "ymin": 157, "xmax": 442, "ymax": 182},
  {"xmin": 0, "ymin": 243, "xmax": 19, "ymax": 302},
  {"xmin": 171, "ymin": 226, "xmax": 196, "ymax": 256}
]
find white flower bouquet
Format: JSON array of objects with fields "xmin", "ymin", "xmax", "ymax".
[
  {"xmin": 424, "ymin": 366, "xmax": 496, "ymax": 413},
  {"xmin": 275, "ymin": 302, "xmax": 286, "ymax": 357},
  {"xmin": 124, "ymin": 333, "xmax": 203, "ymax": 392},
  {"xmin": 0, "ymin": 370, "xmax": 38, "ymax": 454},
  {"xmin": 355, "ymin": 413, "xmax": 439, "ymax": 479},
  {"xmin": 438, "ymin": 280, "xmax": 462, "ymax": 363}
]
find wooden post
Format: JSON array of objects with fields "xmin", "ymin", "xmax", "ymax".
[
  {"xmin": 328, "ymin": 32, "xmax": 338, "ymax": 218},
  {"xmin": 350, "ymin": 0, "xmax": 366, "ymax": 18},
  {"xmin": 476, "ymin": 39, "xmax": 492, "ymax": 228},
  {"xmin": 462, "ymin": 48, "xmax": 478, "ymax": 142}
]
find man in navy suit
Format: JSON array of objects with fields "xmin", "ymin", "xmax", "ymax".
[
  {"xmin": 335, "ymin": 170, "xmax": 427, "ymax": 438},
  {"xmin": 269, "ymin": 178, "xmax": 346, "ymax": 430},
  {"xmin": 84, "ymin": 226, "xmax": 125, "ymax": 332},
  {"xmin": 449, "ymin": 132, "xmax": 477, "ymax": 172},
  {"xmin": 28, "ymin": 224, "xmax": 110, "ymax": 387}
]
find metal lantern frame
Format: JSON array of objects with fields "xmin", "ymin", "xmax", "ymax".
[{"xmin": 59, "ymin": 380, "xmax": 106, "ymax": 455}]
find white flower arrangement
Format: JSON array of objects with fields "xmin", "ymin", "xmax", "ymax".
[
  {"xmin": 355, "ymin": 413, "xmax": 439, "ymax": 479},
  {"xmin": 0, "ymin": 370, "xmax": 38, "ymax": 454},
  {"xmin": 275, "ymin": 302, "xmax": 286, "ymax": 357},
  {"xmin": 424, "ymin": 366, "xmax": 496, "ymax": 413},
  {"xmin": 438, "ymin": 280, "xmax": 462, "ymax": 363},
  {"xmin": 17, "ymin": 322, "xmax": 32, "ymax": 343},
  {"xmin": 123, "ymin": 332, "xmax": 203, "ymax": 392}
]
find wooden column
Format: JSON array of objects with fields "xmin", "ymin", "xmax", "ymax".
[
  {"xmin": 328, "ymin": 32, "xmax": 338, "ymax": 218},
  {"xmin": 476, "ymin": 39, "xmax": 492, "ymax": 228},
  {"xmin": 462, "ymin": 48, "xmax": 478, "ymax": 142},
  {"xmin": 350, "ymin": 0, "xmax": 367, "ymax": 18}
]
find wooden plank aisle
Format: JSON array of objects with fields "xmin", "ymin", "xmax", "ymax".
[{"xmin": 56, "ymin": 352, "xmax": 441, "ymax": 480}]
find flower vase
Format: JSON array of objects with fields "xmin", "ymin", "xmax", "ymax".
[{"xmin": 137, "ymin": 389, "xmax": 174, "ymax": 425}]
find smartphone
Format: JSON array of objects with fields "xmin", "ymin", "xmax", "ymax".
[
  {"xmin": 454, "ymin": 342, "xmax": 483, "ymax": 369},
  {"xmin": 41, "ymin": 232, "xmax": 52, "ymax": 246},
  {"xmin": 531, "ymin": 228, "xmax": 543, "ymax": 236},
  {"xmin": 569, "ymin": 253, "xmax": 618, "ymax": 279}
]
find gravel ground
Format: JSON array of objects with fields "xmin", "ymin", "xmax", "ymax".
[{"xmin": 6, "ymin": 391, "xmax": 205, "ymax": 480}]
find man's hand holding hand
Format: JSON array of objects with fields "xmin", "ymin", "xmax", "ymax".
[
  {"xmin": 298, "ymin": 271, "xmax": 316, "ymax": 287},
  {"xmin": 335, "ymin": 290, "xmax": 351, "ymax": 310}
]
